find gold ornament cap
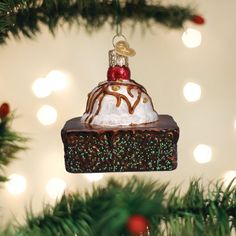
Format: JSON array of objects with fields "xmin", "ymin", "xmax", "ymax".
[
  {"xmin": 109, "ymin": 49, "xmax": 128, "ymax": 67},
  {"xmin": 109, "ymin": 36, "xmax": 136, "ymax": 67}
]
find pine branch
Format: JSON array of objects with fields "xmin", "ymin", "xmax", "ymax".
[
  {"xmin": 0, "ymin": 112, "xmax": 28, "ymax": 183},
  {"xmin": 0, "ymin": 0, "xmax": 200, "ymax": 44},
  {"xmin": 4, "ymin": 177, "xmax": 235, "ymax": 236}
]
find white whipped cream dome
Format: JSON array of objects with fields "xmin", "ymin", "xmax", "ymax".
[{"xmin": 81, "ymin": 79, "xmax": 158, "ymax": 126}]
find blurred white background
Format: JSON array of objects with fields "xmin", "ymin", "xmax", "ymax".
[{"xmin": 1, "ymin": 0, "xmax": 236, "ymax": 225}]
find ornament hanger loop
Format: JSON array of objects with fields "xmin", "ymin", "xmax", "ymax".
[
  {"xmin": 116, "ymin": 23, "xmax": 122, "ymax": 36},
  {"xmin": 112, "ymin": 34, "xmax": 127, "ymax": 48}
]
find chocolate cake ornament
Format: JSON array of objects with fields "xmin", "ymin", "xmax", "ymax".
[{"xmin": 61, "ymin": 35, "xmax": 179, "ymax": 173}]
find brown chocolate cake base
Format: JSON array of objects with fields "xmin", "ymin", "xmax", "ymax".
[{"xmin": 61, "ymin": 115, "xmax": 179, "ymax": 173}]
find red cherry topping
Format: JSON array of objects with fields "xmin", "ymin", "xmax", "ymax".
[{"xmin": 107, "ymin": 66, "xmax": 130, "ymax": 81}]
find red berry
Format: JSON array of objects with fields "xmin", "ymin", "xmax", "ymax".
[
  {"xmin": 191, "ymin": 15, "xmax": 205, "ymax": 25},
  {"xmin": 107, "ymin": 66, "xmax": 130, "ymax": 81},
  {"xmin": 0, "ymin": 103, "xmax": 10, "ymax": 119},
  {"xmin": 127, "ymin": 215, "xmax": 149, "ymax": 235}
]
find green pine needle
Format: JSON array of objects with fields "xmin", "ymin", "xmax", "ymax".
[
  {"xmin": 3, "ymin": 177, "xmax": 235, "ymax": 236},
  {"xmin": 0, "ymin": 112, "xmax": 28, "ymax": 183},
  {"xmin": 0, "ymin": 0, "xmax": 199, "ymax": 44}
]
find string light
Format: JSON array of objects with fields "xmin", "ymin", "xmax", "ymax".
[
  {"xmin": 32, "ymin": 78, "xmax": 52, "ymax": 98},
  {"xmin": 37, "ymin": 105, "xmax": 57, "ymax": 126},
  {"xmin": 183, "ymin": 82, "xmax": 201, "ymax": 102},
  {"xmin": 193, "ymin": 144, "xmax": 212, "ymax": 164},
  {"xmin": 5, "ymin": 174, "xmax": 27, "ymax": 195},
  {"xmin": 84, "ymin": 173, "xmax": 104, "ymax": 182},
  {"xmin": 46, "ymin": 178, "xmax": 67, "ymax": 199},
  {"xmin": 46, "ymin": 70, "xmax": 68, "ymax": 92},
  {"xmin": 32, "ymin": 70, "xmax": 68, "ymax": 99},
  {"xmin": 182, "ymin": 28, "xmax": 202, "ymax": 48}
]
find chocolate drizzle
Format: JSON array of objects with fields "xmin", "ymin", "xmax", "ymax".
[{"xmin": 84, "ymin": 80, "xmax": 156, "ymax": 124}]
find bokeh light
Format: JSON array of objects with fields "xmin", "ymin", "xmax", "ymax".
[
  {"xmin": 32, "ymin": 78, "xmax": 52, "ymax": 98},
  {"xmin": 234, "ymin": 120, "xmax": 236, "ymax": 129},
  {"xmin": 46, "ymin": 178, "xmax": 67, "ymax": 199},
  {"xmin": 182, "ymin": 28, "xmax": 202, "ymax": 48},
  {"xmin": 193, "ymin": 144, "xmax": 212, "ymax": 164},
  {"xmin": 183, "ymin": 82, "xmax": 201, "ymax": 102},
  {"xmin": 5, "ymin": 174, "xmax": 27, "ymax": 195},
  {"xmin": 37, "ymin": 105, "xmax": 57, "ymax": 126},
  {"xmin": 46, "ymin": 70, "xmax": 68, "ymax": 92},
  {"xmin": 84, "ymin": 173, "xmax": 104, "ymax": 182},
  {"xmin": 223, "ymin": 171, "xmax": 236, "ymax": 187}
]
